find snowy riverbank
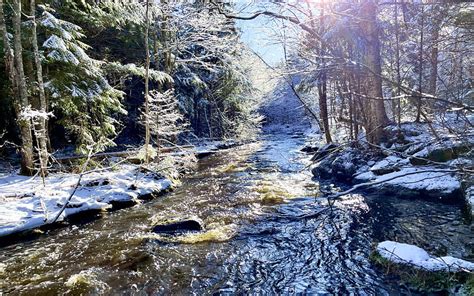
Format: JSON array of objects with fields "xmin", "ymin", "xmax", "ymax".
[
  {"xmin": 309, "ymin": 122, "xmax": 473, "ymax": 209},
  {"xmin": 0, "ymin": 165, "xmax": 173, "ymax": 238},
  {"xmin": 0, "ymin": 140, "xmax": 242, "ymax": 239}
]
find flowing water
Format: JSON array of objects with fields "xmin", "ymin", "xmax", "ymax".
[{"xmin": 0, "ymin": 128, "xmax": 472, "ymax": 295}]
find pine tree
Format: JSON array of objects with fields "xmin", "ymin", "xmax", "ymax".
[{"xmin": 40, "ymin": 8, "xmax": 126, "ymax": 153}]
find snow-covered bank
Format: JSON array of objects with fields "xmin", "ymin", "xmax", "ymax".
[
  {"xmin": 355, "ymin": 166, "xmax": 461, "ymax": 199},
  {"xmin": 377, "ymin": 241, "xmax": 474, "ymax": 272},
  {"xmin": 310, "ymin": 122, "xmax": 472, "ymax": 204},
  {"xmin": 0, "ymin": 165, "xmax": 172, "ymax": 238}
]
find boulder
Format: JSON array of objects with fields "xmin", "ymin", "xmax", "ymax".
[
  {"xmin": 370, "ymin": 156, "xmax": 408, "ymax": 175},
  {"xmin": 410, "ymin": 142, "xmax": 472, "ymax": 165},
  {"xmin": 331, "ymin": 153, "xmax": 358, "ymax": 181},
  {"xmin": 331, "ymin": 149, "xmax": 371, "ymax": 181},
  {"xmin": 311, "ymin": 154, "xmax": 336, "ymax": 179},
  {"xmin": 310, "ymin": 143, "xmax": 339, "ymax": 162},
  {"xmin": 152, "ymin": 218, "xmax": 204, "ymax": 235},
  {"xmin": 311, "ymin": 148, "xmax": 376, "ymax": 181},
  {"xmin": 301, "ymin": 145, "xmax": 319, "ymax": 153}
]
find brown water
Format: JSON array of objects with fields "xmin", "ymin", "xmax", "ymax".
[{"xmin": 0, "ymin": 130, "xmax": 472, "ymax": 295}]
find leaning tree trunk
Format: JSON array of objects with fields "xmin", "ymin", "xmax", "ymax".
[
  {"xmin": 12, "ymin": 0, "xmax": 35, "ymax": 175},
  {"xmin": 361, "ymin": 0, "xmax": 389, "ymax": 144},
  {"xmin": 30, "ymin": 0, "xmax": 49, "ymax": 176}
]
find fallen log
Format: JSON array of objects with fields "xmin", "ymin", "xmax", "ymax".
[{"xmin": 54, "ymin": 145, "xmax": 195, "ymax": 163}]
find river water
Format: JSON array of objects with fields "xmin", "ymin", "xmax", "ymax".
[{"xmin": 0, "ymin": 129, "xmax": 472, "ymax": 295}]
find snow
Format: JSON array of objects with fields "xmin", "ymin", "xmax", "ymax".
[
  {"xmin": 43, "ymin": 35, "xmax": 68, "ymax": 52},
  {"xmin": 377, "ymin": 241, "xmax": 474, "ymax": 272},
  {"xmin": 20, "ymin": 107, "xmax": 54, "ymax": 120},
  {"xmin": 355, "ymin": 166, "xmax": 460, "ymax": 194},
  {"xmin": 370, "ymin": 156, "xmax": 408, "ymax": 172},
  {"xmin": 0, "ymin": 165, "xmax": 172, "ymax": 238}
]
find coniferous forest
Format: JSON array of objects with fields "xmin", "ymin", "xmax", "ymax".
[{"xmin": 0, "ymin": 1, "xmax": 473, "ymax": 294}]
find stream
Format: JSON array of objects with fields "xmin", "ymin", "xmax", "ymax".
[{"xmin": 0, "ymin": 128, "xmax": 472, "ymax": 295}]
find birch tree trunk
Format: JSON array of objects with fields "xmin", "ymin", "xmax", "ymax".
[
  {"xmin": 30, "ymin": 0, "xmax": 49, "ymax": 176},
  {"xmin": 12, "ymin": 0, "xmax": 35, "ymax": 175}
]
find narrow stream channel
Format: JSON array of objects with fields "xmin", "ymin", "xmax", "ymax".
[{"xmin": 0, "ymin": 128, "xmax": 472, "ymax": 295}]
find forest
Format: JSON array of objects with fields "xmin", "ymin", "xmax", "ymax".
[{"xmin": 0, "ymin": 0, "xmax": 473, "ymax": 294}]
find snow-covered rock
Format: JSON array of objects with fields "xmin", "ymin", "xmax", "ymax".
[
  {"xmin": 355, "ymin": 167, "xmax": 461, "ymax": 200},
  {"xmin": 369, "ymin": 156, "xmax": 409, "ymax": 175},
  {"xmin": 377, "ymin": 241, "xmax": 474, "ymax": 272},
  {"xmin": 0, "ymin": 165, "xmax": 172, "ymax": 237}
]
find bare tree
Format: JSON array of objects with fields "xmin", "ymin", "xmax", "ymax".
[{"xmin": 30, "ymin": 0, "xmax": 49, "ymax": 177}]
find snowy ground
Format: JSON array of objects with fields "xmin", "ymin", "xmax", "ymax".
[
  {"xmin": 0, "ymin": 164, "xmax": 173, "ymax": 238},
  {"xmin": 377, "ymin": 241, "xmax": 474, "ymax": 272}
]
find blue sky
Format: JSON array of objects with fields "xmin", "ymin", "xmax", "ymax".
[{"xmin": 232, "ymin": 1, "xmax": 285, "ymax": 66}]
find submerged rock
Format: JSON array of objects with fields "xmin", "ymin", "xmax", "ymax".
[{"xmin": 152, "ymin": 218, "xmax": 204, "ymax": 235}]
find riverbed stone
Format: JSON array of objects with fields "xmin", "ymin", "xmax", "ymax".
[{"xmin": 152, "ymin": 218, "xmax": 204, "ymax": 235}]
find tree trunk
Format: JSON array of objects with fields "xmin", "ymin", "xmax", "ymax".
[
  {"xmin": 30, "ymin": 0, "xmax": 49, "ymax": 177},
  {"xmin": 318, "ymin": 75, "xmax": 332, "ymax": 144},
  {"xmin": 12, "ymin": 0, "xmax": 35, "ymax": 175},
  {"xmin": 395, "ymin": 2, "xmax": 402, "ymax": 130},
  {"xmin": 429, "ymin": 13, "xmax": 440, "ymax": 107},
  {"xmin": 318, "ymin": 4, "xmax": 332, "ymax": 144},
  {"xmin": 361, "ymin": 0, "xmax": 389, "ymax": 144},
  {"xmin": 415, "ymin": 4, "xmax": 424, "ymax": 123},
  {"xmin": 0, "ymin": 0, "xmax": 16, "ymax": 90},
  {"xmin": 144, "ymin": 0, "xmax": 151, "ymax": 164}
]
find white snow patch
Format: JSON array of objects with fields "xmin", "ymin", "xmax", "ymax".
[
  {"xmin": 370, "ymin": 156, "xmax": 408, "ymax": 173},
  {"xmin": 377, "ymin": 241, "xmax": 474, "ymax": 272},
  {"xmin": 0, "ymin": 165, "xmax": 172, "ymax": 237}
]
